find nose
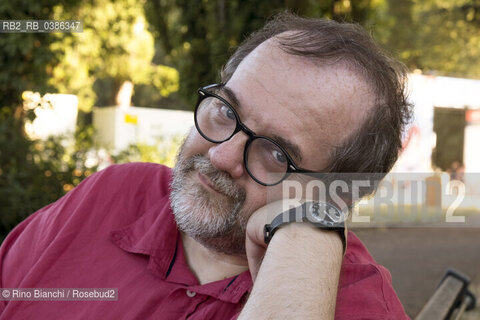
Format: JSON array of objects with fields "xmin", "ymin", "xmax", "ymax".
[{"xmin": 208, "ymin": 132, "xmax": 248, "ymax": 180}]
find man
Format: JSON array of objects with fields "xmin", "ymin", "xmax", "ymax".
[{"xmin": 0, "ymin": 13, "xmax": 411, "ymax": 319}]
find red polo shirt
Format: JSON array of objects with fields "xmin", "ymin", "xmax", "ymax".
[{"xmin": 0, "ymin": 162, "xmax": 409, "ymax": 319}]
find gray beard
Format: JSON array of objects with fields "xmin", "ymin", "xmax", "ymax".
[{"xmin": 170, "ymin": 154, "xmax": 248, "ymax": 255}]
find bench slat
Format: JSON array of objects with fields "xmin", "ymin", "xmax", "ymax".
[{"xmin": 415, "ymin": 276, "xmax": 464, "ymax": 320}]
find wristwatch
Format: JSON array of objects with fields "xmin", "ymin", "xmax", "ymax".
[{"xmin": 263, "ymin": 201, "xmax": 346, "ymax": 253}]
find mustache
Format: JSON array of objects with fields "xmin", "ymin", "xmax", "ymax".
[{"xmin": 182, "ymin": 155, "xmax": 245, "ymax": 200}]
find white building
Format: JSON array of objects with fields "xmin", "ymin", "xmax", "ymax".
[
  {"xmin": 395, "ymin": 73, "xmax": 480, "ymax": 173},
  {"xmin": 93, "ymin": 106, "xmax": 193, "ymax": 152}
]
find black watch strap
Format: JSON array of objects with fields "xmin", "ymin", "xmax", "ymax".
[{"xmin": 263, "ymin": 201, "xmax": 346, "ymax": 253}]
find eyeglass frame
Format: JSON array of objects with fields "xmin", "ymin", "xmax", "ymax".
[{"xmin": 194, "ymin": 83, "xmax": 322, "ymax": 186}]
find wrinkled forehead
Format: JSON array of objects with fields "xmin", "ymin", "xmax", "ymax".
[
  {"xmin": 224, "ymin": 38, "xmax": 375, "ymax": 170},
  {"xmin": 228, "ymin": 35, "xmax": 375, "ymax": 110}
]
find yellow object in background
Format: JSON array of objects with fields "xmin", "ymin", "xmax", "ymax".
[{"xmin": 124, "ymin": 114, "xmax": 138, "ymax": 125}]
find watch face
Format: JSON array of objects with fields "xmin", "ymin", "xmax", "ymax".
[
  {"xmin": 307, "ymin": 201, "xmax": 343, "ymax": 226},
  {"xmin": 310, "ymin": 202, "xmax": 323, "ymax": 220}
]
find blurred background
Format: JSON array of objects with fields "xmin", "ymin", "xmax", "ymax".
[{"xmin": 1, "ymin": 0, "xmax": 480, "ymax": 317}]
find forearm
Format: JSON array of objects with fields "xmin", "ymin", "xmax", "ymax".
[{"xmin": 239, "ymin": 223, "xmax": 343, "ymax": 319}]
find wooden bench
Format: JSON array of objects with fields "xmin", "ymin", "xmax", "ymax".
[{"xmin": 415, "ymin": 269, "xmax": 477, "ymax": 320}]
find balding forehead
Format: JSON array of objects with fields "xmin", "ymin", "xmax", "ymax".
[
  {"xmin": 224, "ymin": 40, "xmax": 376, "ymax": 170},
  {"xmin": 264, "ymin": 32, "xmax": 380, "ymax": 106}
]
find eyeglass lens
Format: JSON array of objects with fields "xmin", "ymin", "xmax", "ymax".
[{"xmin": 196, "ymin": 95, "xmax": 288, "ymax": 185}]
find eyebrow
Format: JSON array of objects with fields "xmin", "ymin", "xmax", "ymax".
[
  {"xmin": 218, "ymin": 85, "xmax": 241, "ymax": 109},
  {"xmin": 218, "ymin": 85, "xmax": 304, "ymax": 163},
  {"xmin": 272, "ymin": 134, "xmax": 303, "ymax": 163}
]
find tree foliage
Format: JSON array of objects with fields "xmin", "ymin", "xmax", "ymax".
[
  {"xmin": 0, "ymin": 0, "xmax": 91, "ymax": 241},
  {"xmin": 370, "ymin": 0, "xmax": 480, "ymax": 78},
  {"xmin": 0, "ymin": 91, "xmax": 98, "ymax": 241},
  {"xmin": 411, "ymin": 0, "xmax": 480, "ymax": 78},
  {"xmin": 144, "ymin": 0, "xmax": 380, "ymax": 106},
  {"xmin": 51, "ymin": 0, "xmax": 179, "ymax": 111},
  {"xmin": 144, "ymin": 0, "xmax": 480, "ymax": 108},
  {"xmin": 112, "ymin": 137, "xmax": 182, "ymax": 168},
  {"xmin": 0, "ymin": 1, "xmax": 66, "ymax": 240}
]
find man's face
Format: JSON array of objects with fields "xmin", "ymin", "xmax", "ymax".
[{"xmin": 171, "ymin": 37, "xmax": 375, "ymax": 255}]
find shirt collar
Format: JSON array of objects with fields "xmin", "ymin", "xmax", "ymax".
[{"xmin": 109, "ymin": 194, "xmax": 252, "ymax": 303}]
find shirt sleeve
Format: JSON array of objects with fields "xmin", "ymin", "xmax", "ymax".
[
  {"xmin": 0, "ymin": 163, "xmax": 171, "ymax": 302},
  {"xmin": 336, "ymin": 263, "xmax": 410, "ymax": 319},
  {"xmin": 335, "ymin": 233, "xmax": 410, "ymax": 320},
  {"xmin": 0, "ymin": 165, "xmax": 114, "ymax": 291}
]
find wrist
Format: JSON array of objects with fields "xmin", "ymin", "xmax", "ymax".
[
  {"xmin": 272, "ymin": 222, "xmax": 344, "ymax": 259},
  {"xmin": 263, "ymin": 201, "xmax": 346, "ymax": 253}
]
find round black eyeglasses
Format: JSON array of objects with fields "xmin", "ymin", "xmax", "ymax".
[{"xmin": 194, "ymin": 84, "xmax": 319, "ymax": 186}]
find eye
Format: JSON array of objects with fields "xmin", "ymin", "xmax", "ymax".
[
  {"xmin": 272, "ymin": 149, "xmax": 287, "ymax": 164},
  {"xmin": 220, "ymin": 105, "xmax": 236, "ymax": 120}
]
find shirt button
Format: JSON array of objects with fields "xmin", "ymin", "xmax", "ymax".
[{"xmin": 186, "ymin": 290, "xmax": 196, "ymax": 298}]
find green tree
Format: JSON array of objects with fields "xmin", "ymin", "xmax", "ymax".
[
  {"xmin": 145, "ymin": 0, "xmax": 379, "ymax": 107},
  {"xmin": 370, "ymin": 0, "xmax": 480, "ymax": 79},
  {"xmin": 0, "ymin": 0, "xmax": 85, "ymax": 241},
  {"xmin": 51, "ymin": 0, "xmax": 179, "ymax": 112},
  {"xmin": 412, "ymin": 0, "xmax": 480, "ymax": 78}
]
